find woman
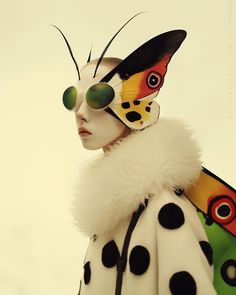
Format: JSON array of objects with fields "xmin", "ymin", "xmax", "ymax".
[{"xmin": 61, "ymin": 30, "xmax": 216, "ymax": 294}]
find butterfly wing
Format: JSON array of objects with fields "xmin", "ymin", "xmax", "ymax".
[
  {"xmin": 101, "ymin": 30, "xmax": 187, "ymax": 129},
  {"xmin": 186, "ymin": 167, "xmax": 236, "ymax": 293},
  {"xmin": 197, "ymin": 210, "xmax": 236, "ymax": 294},
  {"xmin": 185, "ymin": 167, "xmax": 236, "ymax": 237}
]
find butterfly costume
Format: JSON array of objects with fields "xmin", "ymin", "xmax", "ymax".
[{"xmin": 56, "ymin": 16, "xmax": 236, "ymax": 295}]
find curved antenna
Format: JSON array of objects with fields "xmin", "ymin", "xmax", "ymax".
[
  {"xmin": 93, "ymin": 12, "xmax": 145, "ymax": 78},
  {"xmin": 51, "ymin": 25, "xmax": 81, "ymax": 80},
  {"xmin": 87, "ymin": 45, "xmax": 93, "ymax": 63}
]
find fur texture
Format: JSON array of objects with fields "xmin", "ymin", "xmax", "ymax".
[{"xmin": 72, "ymin": 118, "xmax": 202, "ymax": 236}]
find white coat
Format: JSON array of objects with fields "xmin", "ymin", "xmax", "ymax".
[{"xmin": 73, "ymin": 118, "xmax": 217, "ymax": 295}]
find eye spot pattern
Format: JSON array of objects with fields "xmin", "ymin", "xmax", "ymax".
[
  {"xmin": 208, "ymin": 195, "xmax": 236, "ymax": 225},
  {"xmin": 145, "ymin": 106, "xmax": 151, "ymax": 112},
  {"xmin": 221, "ymin": 259, "xmax": 236, "ymax": 286},
  {"xmin": 146, "ymin": 71, "xmax": 162, "ymax": 89},
  {"xmin": 218, "ymin": 205, "xmax": 231, "ymax": 217}
]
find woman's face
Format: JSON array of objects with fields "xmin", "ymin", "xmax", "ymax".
[{"xmin": 74, "ymin": 58, "xmax": 131, "ymax": 151}]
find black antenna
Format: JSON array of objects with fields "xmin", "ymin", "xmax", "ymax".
[
  {"xmin": 93, "ymin": 12, "xmax": 145, "ymax": 78},
  {"xmin": 52, "ymin": 25, "xmax": 81, "ymax": 80},
  {"xmin": 87, "ymin": 45, "xmax": 93, "ymax": 63}
]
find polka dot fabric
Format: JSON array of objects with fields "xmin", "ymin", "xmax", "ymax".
[
  {"xmin": 199, "ymin": 241, "xmax": 213, "ymax": 266},
  {"xmin": 129, "ymin": 246, "xmax": 150, "ymax": 275},
  {"xmin": 79, "ymin": 190, "xmax": 217, "ymax": 294},
  {"xmin": 102, "ymin": 240, "xmax": 120, "ymax": 268},
  {"xmin": 169, "ymin": 271, "xmax": 197, "ymax": 295},
  {"xmin": 83, "ymin": 261, "xmax": 91, "ymax": 285},
  {"xmin": 158, "ymin": 203, "xmax": 185, "ymax": 229}
]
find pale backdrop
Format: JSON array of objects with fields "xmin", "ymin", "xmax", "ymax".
[{"xmin": 0, "ymin": 0, "xmax": 235, "ymax": 294}]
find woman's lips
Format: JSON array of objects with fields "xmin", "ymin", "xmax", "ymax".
[{"xmin": 78, "ymin": 127, "xmax": 92, "ymax": 137}]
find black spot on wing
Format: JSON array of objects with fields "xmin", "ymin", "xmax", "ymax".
[
  {"xmin": 126, "ymin": 111, "xmax": 142, "ymax": 122},
  {"xmin": 121, "ymin": 102, "xmax": 130, "ymax": 109},
  {"xmin": 133, "ymin": 100, "xmax": 141, "ymax": 105}
]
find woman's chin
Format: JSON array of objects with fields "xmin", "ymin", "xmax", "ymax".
[{"xmin": 79, "ymin": 138, "xmax": 102, "ymax": 151}]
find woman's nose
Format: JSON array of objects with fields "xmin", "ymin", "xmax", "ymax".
[
  {"xmin": 76, "ymin": 101, "xmax": 89, "ymax": 123},
  {"xmin": 76, "ymin": 112, "xmax": 87, "ymax": 123}
]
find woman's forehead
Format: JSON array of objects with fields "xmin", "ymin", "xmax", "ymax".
[{"xmin": 77, "ymin": 58, "xmax": 122, "ymax": 90}]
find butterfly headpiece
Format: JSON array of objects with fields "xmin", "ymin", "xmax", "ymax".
[{"xmin": 55, "ymin": 14, "xmax": 186, "ymax": 129}]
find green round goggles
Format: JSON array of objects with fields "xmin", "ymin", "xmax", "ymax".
[{"xmin": 62, "ymin": 83, "xmax": 115, "ymax": 111}]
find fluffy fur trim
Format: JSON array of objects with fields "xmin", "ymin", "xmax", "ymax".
[{"xmin": 72, "ymin": 118, "xmax": 202, "ymax": 236}]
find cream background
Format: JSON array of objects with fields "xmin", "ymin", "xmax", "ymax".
[{"xmin": 0, "ymin": 0, "xmax": 235, "ymax": 294}]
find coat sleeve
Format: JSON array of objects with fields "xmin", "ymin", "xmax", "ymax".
[{"xmin": 153, "ymin": 189, "xmax": 217, "ymax": 295}]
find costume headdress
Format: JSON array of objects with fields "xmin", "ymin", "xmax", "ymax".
[{"xmin": 54, "ymin": 15, "xmax": 186, "ymax": 130}]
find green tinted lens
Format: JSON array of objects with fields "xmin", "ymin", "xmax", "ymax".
[
  {"xmin": 63, "ymin": 86, "xmax": 77, "ymax": 110},
  {"xmin": 86, "ymin": 83, "xmax": 115, "ymax": 110}
]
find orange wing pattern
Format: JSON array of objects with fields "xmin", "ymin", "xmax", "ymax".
[
  {"xmin": 99, "ymin": 30, "xmax": 187, "ymax": 129},
  {"xmin": 185, "ymin": 167, "xmax": 236, "ymax": 237},
  {"xmin": 120, "ymin": 54, "xmax": 172, "ymax": 102}
]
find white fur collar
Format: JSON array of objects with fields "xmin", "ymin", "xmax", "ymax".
[{"xmin": 72, "ymin": 118, "xmax": 202, "ymax": 236}]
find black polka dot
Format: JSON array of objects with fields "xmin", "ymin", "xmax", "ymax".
[
  {"xmin": 145, "ymin": 106, "xmax": 151, "ymax": 112},
  {"xmin": 148, "ymin": 101, "xmax": 153, "ymax": 106},
  {"xmin": 133, "ymin": 100, "xmax": 140, "ymax": 105},
  {"xmin": 129, "ymin": 245, "xmax": 150, "ymax": 275},
  {"xmin": 126, "ymin": 111, "xmax": 142, "ymax": 122},
  {"xmin": 102, "ymin": 240, "xmax": 120, "ymax": 268},
  {"xmin": 84, "ymin": 261, "xmax": 91, "ymax": 285},
  {"xmin": 121, "ymin": 102, "xmax": 130, "ymax": 109},
  {"xmin": 169, "ymin": 271, "xmax": 196, "ymax": 295},
  {"xmin": 199, "ymin": 241, "xmax": 213, "ymax": 265},
  {"xmin": 158, "ymin": 203, "xmax": 185, "ymax": 229},
  {"xmin": 221, "ymin": 259, "xmax": 236, "ymax": 286}
]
